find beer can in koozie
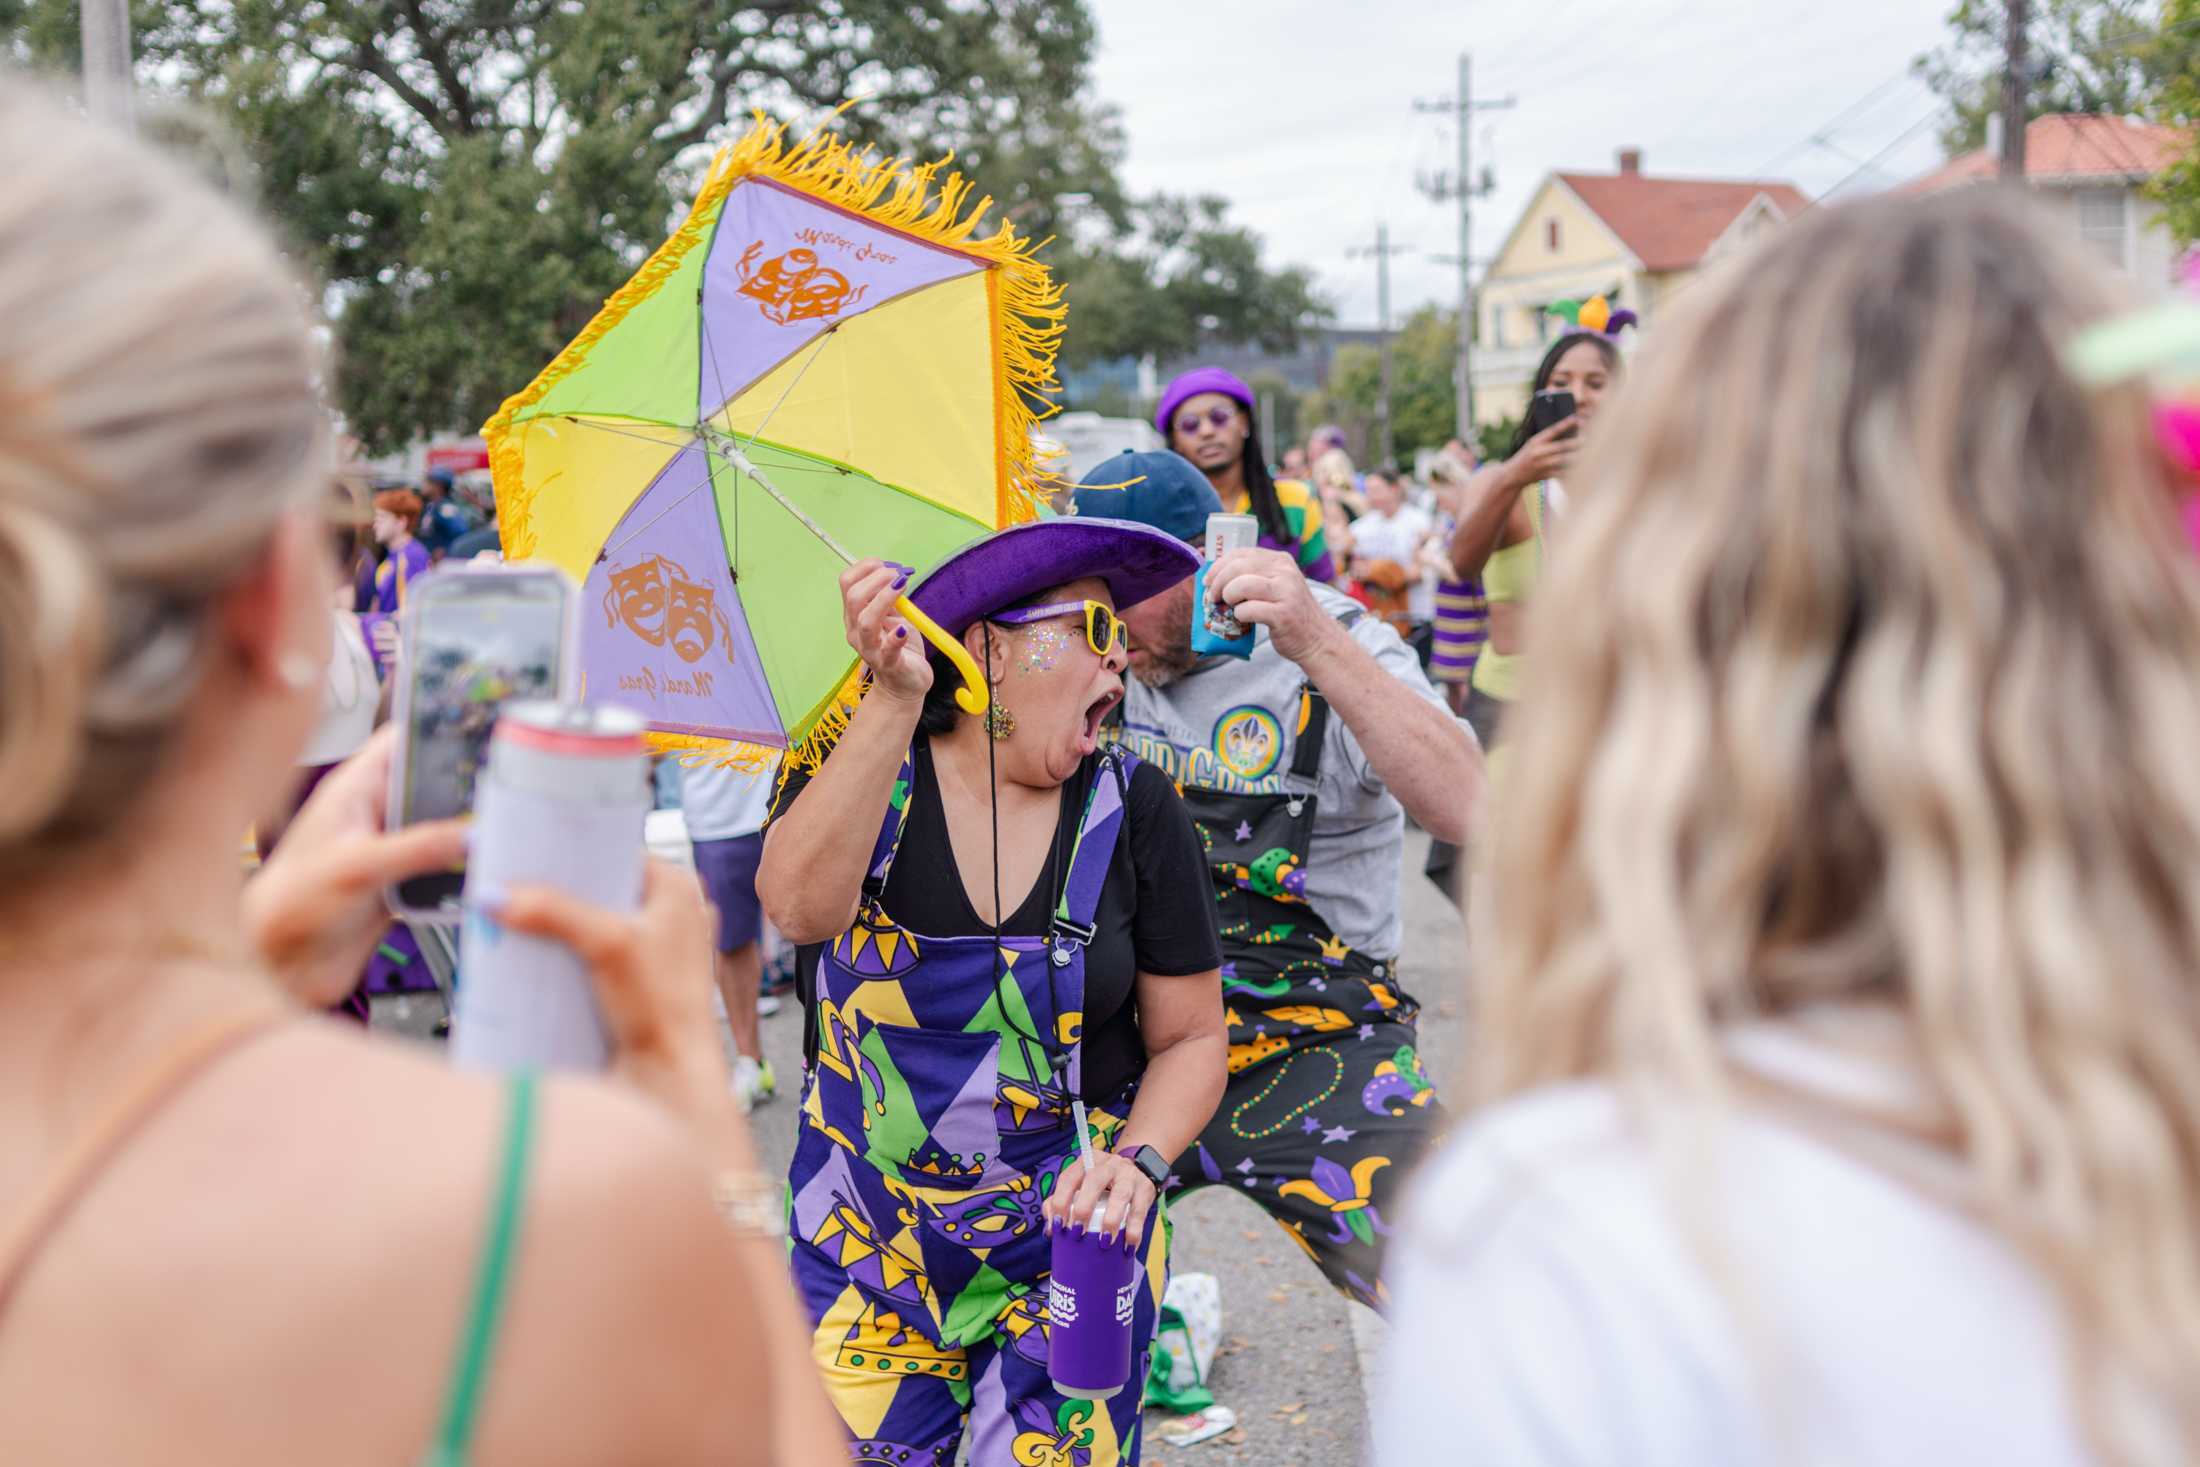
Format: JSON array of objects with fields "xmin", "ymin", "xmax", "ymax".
[
  {"xmin": 452, "ymin": 702, "xmax": 649, "ymax": 1072},
  {"xmin": 1047, "ymin": 1220, "xmax": 1143, "ymax": 1400},
  {"xmin": 1199, "ymin": 512, "xmax": 1260, "ymax": 642}
]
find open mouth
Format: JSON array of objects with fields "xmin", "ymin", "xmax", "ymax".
[{"xmin": 1079, "ymin": 688, "xmax": 1121, "ymax": 752}]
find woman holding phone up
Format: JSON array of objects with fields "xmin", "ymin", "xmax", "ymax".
[{"xmin": 1447, "ymin": 332, "xmax": 1620, "ymax": 748}]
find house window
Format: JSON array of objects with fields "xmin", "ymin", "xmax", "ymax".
[
  {"xmin": 2076, "ymin": 188, "xmax": 2129, "ymax": 271},
  {"xmin": 1545, "ymin": 218, "xmax": 1561, "ymax": 252}
]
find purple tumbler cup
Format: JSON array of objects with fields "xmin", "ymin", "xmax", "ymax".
[{"xmin": 1047, "ymin": 1220, "xmax": 1142, "ymax": 1400}]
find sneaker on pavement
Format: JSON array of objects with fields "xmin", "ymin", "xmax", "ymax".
[
  {"xmin": 757, "ymin": 992, "xmax": 783, "ymax": 1018},
  {"xmin": 732, "ymin": 1054, "xmax": 776, "ymax": 1111}
]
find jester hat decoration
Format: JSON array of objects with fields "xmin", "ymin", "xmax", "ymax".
[{"xmin": 1545, "ymin": 294, "xmax": 1638, "ymax": 337}]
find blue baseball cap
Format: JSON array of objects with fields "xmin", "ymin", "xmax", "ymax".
[{"xmin": 1071, "ymin": 449, "xmax": 1222, "ymax": 545}]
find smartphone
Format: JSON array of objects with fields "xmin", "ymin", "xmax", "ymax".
[
  {"xmin": 1527, "ymin": 388, "xmax": 1578, "ymax": 438},
  {"xmin": 385, "ymin": 564, "xmax": 577, "ymax": 921}
]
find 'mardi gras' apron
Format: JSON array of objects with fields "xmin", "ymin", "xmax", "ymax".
[
  {"xmin": 1160, "ymin": 688, "xmax": 1443, "ymax": 1310},
  {"xmin": 785, "ymin": 746, "xmax": 1165, "ymax": 1467}
]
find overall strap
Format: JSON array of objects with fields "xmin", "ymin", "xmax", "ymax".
[
  {"xmin": 1051, "ymin": 748, "xmax": 1138, "ymax": 945},
  {"xmin": 858, "ymin": 748, "xmax": 920, "ymax": 904},
  {"xmin": 423, "ymin": 1071, "xmax": 538, "ymax": 1467},
  {"xmin": 0, "ymin": 1008, "xmax": 287, "ymax": 1318},
  {"xmin": 1290, "ymin": 685, "xmax": 1331, "ymax": 784}
]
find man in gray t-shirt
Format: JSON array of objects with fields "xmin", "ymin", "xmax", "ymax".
[
  {"xmin": 1115, "ymin": 577, "xmax": 1450, "ymax": 960},
  {"xmin": 1076, "ymin": 450, "xmax": 1483, "ymax": 1311}
]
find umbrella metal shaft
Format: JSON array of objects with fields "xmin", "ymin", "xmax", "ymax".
[
  {"xmin": 704, "ymin": 430, "xmax": 990, "ymax": 716},
  {"xmin": 706, "ymin": 435, "xmax": 858, "ymax": 568}
]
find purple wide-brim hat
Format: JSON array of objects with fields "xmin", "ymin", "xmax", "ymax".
[
  {"xmin": 906, "ymin": 517, "xmax": 1200, "ymax": 639},
  {"xmin": 1154, "ymin": 365, "xmax": 1255, "ymax": 436}
]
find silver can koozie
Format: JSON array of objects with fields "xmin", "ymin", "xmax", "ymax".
[
  {"xmin": 1202, "ymin": 512, "xmax": 1260, "ymax": 640},
  {"xmin": 453, "ymin": 701, "xmax": 650, "ymax": 1072}
]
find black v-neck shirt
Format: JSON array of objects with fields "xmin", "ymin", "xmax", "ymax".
[{"xmin": 769, "ymin": 737, "xmax": 1220, "ymax": 1101}]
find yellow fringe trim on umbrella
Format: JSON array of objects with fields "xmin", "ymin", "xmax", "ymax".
[{"xmin": 645, "ymin": 731, "xmax": 782, "ymax": 773}]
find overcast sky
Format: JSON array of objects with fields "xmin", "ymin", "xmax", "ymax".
[{"xmin": 1088, "ymin": 0, "xmax": 1956, "ymax": 326}]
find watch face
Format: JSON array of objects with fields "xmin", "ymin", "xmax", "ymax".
[{"xmin": 1128, "ymin": 1145, "xmax": 1169, "ymax": 1185}]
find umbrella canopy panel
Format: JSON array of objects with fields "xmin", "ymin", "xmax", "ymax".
[
  {"xmin": 710, "ymin": 269, "xmax": 1001, "ymax": 530},
  {"xmin": 697, "ymin": 179, "xmax": 984, "ymax": 422},
  {"xmin": 576, "ymin": 431, "xmax": 988, "ymax": 747}
]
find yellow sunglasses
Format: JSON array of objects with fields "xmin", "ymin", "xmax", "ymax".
[{"xmin": 989, "ymin": 598, "xmax": 1124, "ymax": 658}]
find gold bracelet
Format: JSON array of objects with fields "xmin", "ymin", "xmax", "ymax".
[{"xmin": 710, "ymin": 1172, "xmax": 787, "ymax": 1239}]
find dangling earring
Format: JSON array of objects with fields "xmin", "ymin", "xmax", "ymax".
[{"xmin": 984, "ymin": 701, "xmax": 1016, "ymax": 741}]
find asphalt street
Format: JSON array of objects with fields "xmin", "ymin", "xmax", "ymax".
[{"xmin": 376, "ymin": 829, "xmax": 1468, "ymax": 1466}]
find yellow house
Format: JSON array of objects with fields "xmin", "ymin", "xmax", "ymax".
[{"xmin": 1473, "ymin": 149, "xmax": 1807, "ymax": 426}]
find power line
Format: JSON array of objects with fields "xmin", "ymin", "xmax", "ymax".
[
  {"xmin": 1801, "ymin": 106, "xmax": 1948, "ymax": 209},
  {"xmin": 1495, "ymin": 0, "xmax": 1634, "ymax": 77},
  {"xmin": 1747, "ymin": 65, "xmax": 1921, "ymax": 179}
]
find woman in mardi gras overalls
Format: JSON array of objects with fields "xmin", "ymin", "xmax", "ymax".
[{"xmin": 760, "ymin": 519, "xmax": 1226, "ymax": 1467}]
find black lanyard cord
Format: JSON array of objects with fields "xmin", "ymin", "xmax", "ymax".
[{"xmin": 981, "ymin": 625, "xmax": 1068, "ymax": 1090}]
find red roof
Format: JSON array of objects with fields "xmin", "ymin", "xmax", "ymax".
[
  {"xmin": 1907, "ymin": 114, "xmax": 2187, "ymax": 193},
  {"xmin": 1554, "ymin": 172, "xmax": 1811, "ymax": 272}
]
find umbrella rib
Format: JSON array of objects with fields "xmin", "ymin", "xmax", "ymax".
[
  {"xmin": 700, "ymin": 430, "xmax": 857, "ymax": 566},
  {"xmin": 719, "ymin": 324, "xmax": 837, "ymax": 455},
  {"xmin": 549, "ymin": 415, "xmax": 717, "ymax": 562},
  {"xmin": 700, "ymin": 310, "xmax": 739, "ymax": 567}
]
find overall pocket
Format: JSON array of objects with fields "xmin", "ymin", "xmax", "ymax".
[{"xmin": 849, "ymin": 1019, "xmax": 1005, "ymax": 1187}]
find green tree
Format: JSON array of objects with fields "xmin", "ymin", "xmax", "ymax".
[
  {"xmin": 1473, "ymin": 416, "xmax": 1520, "ymax": 464},
  {"xmin": 1310, "ymin": 307, "xmax": 1460, "ymax": 467},
  {"xmin": 2152, "ymin": 0, "xmax": 2200, "ymax": 242},
  {"xmin": 5, "ymin": 2, "xmax": 1323, "ymax": 450},
  {"xmin": 1913, "ymin": 0, "xmax": 2161, "ymax": 153},
  {"xmin": 1052, "ymin": 196, "xmax": 1326, "ymax": 370}
]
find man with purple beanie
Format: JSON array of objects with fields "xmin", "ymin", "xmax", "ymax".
[{"xmin": 1157, "ymin": 367, "xmax": 1335, "ymax": 584}]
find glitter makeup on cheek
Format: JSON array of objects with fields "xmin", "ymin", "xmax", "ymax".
[{"xmin": 1015, "ymin": 621, "xmax": 1073, "ymax": 675}]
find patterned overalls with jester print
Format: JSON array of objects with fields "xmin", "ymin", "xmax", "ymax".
[
  {"xmin": 1165, "ymin": 689, "xmax": 1443, "ymax": 1310},
  {"xmin": 785, "ymin": 745, "xmax": 1166, "ymax": 1467}
]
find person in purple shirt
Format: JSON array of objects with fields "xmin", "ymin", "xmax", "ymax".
[{"xmin": 361, "ymin": 488, "xmax": 430, "ymax": 677}]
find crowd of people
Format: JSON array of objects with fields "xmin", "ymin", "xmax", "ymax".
[{"xmin": 11, "ymin": 76, "xmax": 2200, "ymax": 1467}]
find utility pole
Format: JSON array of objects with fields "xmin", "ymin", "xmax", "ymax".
[
  {"xmin": 2001, "ymin": 0, "xmax": 2029, "ymax": 181},
  {"xmin": 1418, "ymin": 53, "xmax": 1514, "ymax": 440},
  {"xmin": 1348, "ymin": 224, "xmax": 1411, "ymax": 467},
  {"xmin": 80, "ymin": 0, "xmax": 135, "ymax": 131}
]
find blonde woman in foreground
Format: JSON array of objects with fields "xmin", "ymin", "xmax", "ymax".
[
  {"xmin": 1376, "ymin": 191, "xmax": 2200, "ymax": 1466},
  {"xmin": 0, "ymin": 90, "xmax": 839, "ymax": 1465}
]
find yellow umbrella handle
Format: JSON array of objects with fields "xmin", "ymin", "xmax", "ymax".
[{"xmin": 893, "ymin": 595, "xmax": 990, "ymax": 715}]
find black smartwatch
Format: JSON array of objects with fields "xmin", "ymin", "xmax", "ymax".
[{"xmin": 1118, "ymin": 1143, "xmax": 1170, "ymax": 1188}]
